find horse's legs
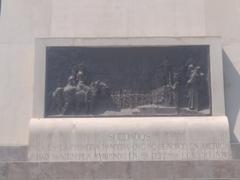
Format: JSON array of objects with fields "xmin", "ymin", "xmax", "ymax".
[{"xmin": 62, "ymin": 102, "xmax": 69, "ymax": 115}]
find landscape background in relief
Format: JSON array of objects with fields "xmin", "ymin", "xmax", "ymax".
[{"xmin": 45, "ymin": 45, "xmax": 211, "ymax": 117}]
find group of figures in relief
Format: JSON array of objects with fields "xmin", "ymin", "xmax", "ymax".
[
  {"xmin": 50, "ymin": 60, "xmax": 207, "ymax": 116},
  {"xmin": 51, "ymin": 65, "xmax": 113, "ymax": 115},
  {"xmin": 152, "ymin": 63, "xmax": 206, "ymax": 111}
]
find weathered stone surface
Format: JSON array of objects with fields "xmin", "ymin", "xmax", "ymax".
[
  {"xmin": 28, "ymin": 116, "xmax": 231, "ymax": 161},
  {"xmin": 0, "ymin": 163, "xmax": 8, "ymax": 180},
  {"xmin": 231, "ymin": 143, "xmax": 240, "ymax": 159},
  {"xmin": 1, "ymin": 161, "xmax": 240, "ymax": 180},
  {"xmin": 0, "ymin": 146, "xmax": 27, "ymax": 161}
]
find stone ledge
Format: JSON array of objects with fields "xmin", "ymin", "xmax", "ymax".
[
  {"xmin": 0, "ymin": 161, "xmax": 240, "ymax": 180},
  {"xmin": 0, "ymin": 146, "xmax": 27, "ymax": 162}
]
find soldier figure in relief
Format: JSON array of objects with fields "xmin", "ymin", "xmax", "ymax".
[{"xmin": 186, "ymin": 65, "xmax": 204, "ymax": 111}]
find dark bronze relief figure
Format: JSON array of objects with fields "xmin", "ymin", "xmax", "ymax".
[
  {"xmin": 186, "ymin": 65, "xmax": 205, "ymax": 111},
  {"xmin": 45, "ymin": 46, "xmax": 211, "ymax": 117}
]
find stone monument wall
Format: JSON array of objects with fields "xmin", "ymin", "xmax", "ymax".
[{"xmin": 0, "ymin": 0, "xmax": 240, "ymax": 146}]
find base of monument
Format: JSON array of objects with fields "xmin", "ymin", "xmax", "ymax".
[
  {"xmin": 1, "ymin": 160, "xmax": 240, "ymax": 180},
  {"xmin": 28, "ymin": 116, "xmax": 232, "ymax": 161},
  {"xmin": 0, "ymin": 146, "xmax": 27, "ymax": 161}
]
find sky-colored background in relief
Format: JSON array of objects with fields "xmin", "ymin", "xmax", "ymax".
[{"xmin": 0, "ymin": 0, "xmax": 240, "ymax": 145}]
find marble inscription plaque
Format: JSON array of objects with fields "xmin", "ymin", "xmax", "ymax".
[
  {"xmin": 28, "ymin": 117, "xmax": 232, "ymax": 161},
  {"xmin": 45, "ymin": 46, "xmax": 211, "ymax": 117}
]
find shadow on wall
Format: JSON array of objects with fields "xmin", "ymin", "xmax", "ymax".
[{"xmin": 223, "ymin": 50, "xmax": 240, "ymax": 143}]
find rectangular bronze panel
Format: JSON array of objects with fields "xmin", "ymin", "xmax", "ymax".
[{"xmin": 45, "ymin": 45, "xmax": 211, "ymax": 117}]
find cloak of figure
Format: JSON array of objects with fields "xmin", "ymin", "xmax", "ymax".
[{"xmin": 186, "ymin": 66, "xmax": 204, "ymax": 111}]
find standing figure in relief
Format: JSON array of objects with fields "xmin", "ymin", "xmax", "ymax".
[
  {"xmin": 169, "ymin": 73, "xmax": 180, "ymax": 107},
  {"xmin": 186, "ymin": 65, "xmax": 204, "ymax": 111},
  {"xmin": 62, "ymin": 76, "xmax": 77, "ymax": 115}
]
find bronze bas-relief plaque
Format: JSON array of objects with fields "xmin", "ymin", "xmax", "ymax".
[{"xmin": 45, "ymin": 45, "xmax": 211, "ymax": 117}]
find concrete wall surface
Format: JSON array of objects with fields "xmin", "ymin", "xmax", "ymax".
[{"xmin": 0, "ymin": 0, "xmax": 240, "ymax": 145}]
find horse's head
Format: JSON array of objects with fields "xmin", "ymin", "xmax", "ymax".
[{"xmin": 90, "ymin": 81, "xmax": 110, "ymax": 98}]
